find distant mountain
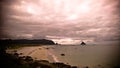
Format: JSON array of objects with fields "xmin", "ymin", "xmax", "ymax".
[{"xmin": 0, "ymin": 39, "xmax": 55, "ymax": 45}]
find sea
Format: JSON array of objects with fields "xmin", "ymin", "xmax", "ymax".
[{"xmin": 48, "ymin": 44, "xmax": 120, "ymax": 68}]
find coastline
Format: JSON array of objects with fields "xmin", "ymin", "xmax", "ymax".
[
  {"xmin": 3, "ymin": 45, "xmax": 77, "ymax": 68},
  {"xmin": 47, "ymin": 50, "xmax": 60, "ymax": 62},
  {"xmin": 6, "ymin": 45, "xmax": 120, "ymax": 68},
  {"xmin": 6, "ymin": 46, "xmax": 61, "ymax": 63}
]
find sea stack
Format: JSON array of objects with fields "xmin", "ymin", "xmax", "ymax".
[{"xmin": 80, "ymin": 41, "xmax": 86, "ymax": 45}]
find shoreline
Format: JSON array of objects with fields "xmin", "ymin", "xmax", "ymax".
[
  {"xmin": 6, "ymin": 45, "xmax": 120, "ymax": 68},
  {"xmin": 6, "ymin": 46, "xmax": 61, "ymax": 63},
  {"xmin": 48, "ymin": 50, "xmax": 60, "ymax": 62},
  {"xmin": 3, "ymin": 46, "xmax": 77, "ymax": 68}
]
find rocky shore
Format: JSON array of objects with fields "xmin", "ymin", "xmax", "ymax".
[{"xmin": 0, "ymin": 52, "xmax": 77, "ymax": 68}]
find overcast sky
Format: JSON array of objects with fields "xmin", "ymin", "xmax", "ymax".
[{"xmin": 0, "ymin": 0, "xmax": 120, "ymax": 44}]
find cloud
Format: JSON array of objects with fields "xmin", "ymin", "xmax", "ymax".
[{"xmin": 0, "ymin": 0, "xmax": 120, "ymax": 44}]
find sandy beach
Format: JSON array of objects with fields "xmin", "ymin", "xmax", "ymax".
[{"xmin": 6, "ymin": 46, "xmax": 59, "ymax": 63}]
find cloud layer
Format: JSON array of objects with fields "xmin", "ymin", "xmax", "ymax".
[{"xmin": 0, "ymin": 0, "xmax": 120, "ymax": 44}]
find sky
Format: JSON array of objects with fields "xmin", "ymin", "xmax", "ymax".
[{"xmin": 0, "ymin": 0, "xmax": 120, "ymax": 44}]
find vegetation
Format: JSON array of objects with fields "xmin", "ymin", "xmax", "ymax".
[
  {"xmin": 0, "ymin": 39, "xmax": 55, "ymax": 45},
  {"xmin": 0, "ymin": 45, "xmax": 78, "ymax": 68},
  {"xmin": 0, "ymin": 39, "xmax": 56, "ymax": 49}
]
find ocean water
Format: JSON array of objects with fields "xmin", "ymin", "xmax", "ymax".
[{"xmin": 49, "ymin": 44, "xmax": 120, "ymax": 68}]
